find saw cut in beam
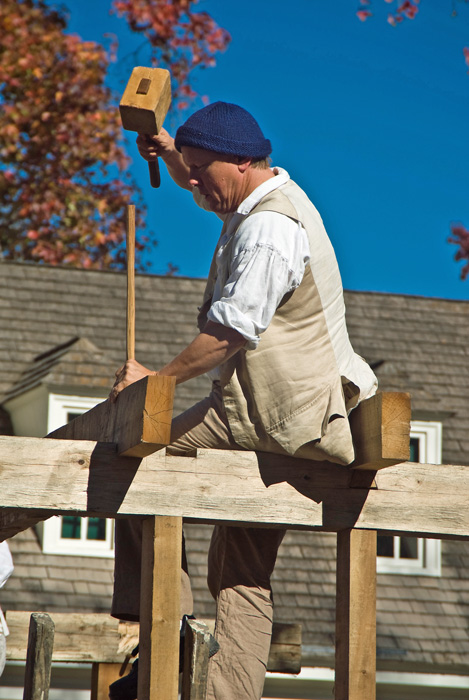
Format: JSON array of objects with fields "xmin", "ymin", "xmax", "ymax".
[
  {"xmin": 47, "ymin": 375, "xmax": 175, "ymax": 457},
  {"xmin": 349, "ymin": 391, "xmax": 411, "ymax": 470}
]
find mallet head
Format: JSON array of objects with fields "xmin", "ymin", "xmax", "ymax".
[{"xmin": 120, "ymin": 66, "xmax": 171, "ymax": 135}]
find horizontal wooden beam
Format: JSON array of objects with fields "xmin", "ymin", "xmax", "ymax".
[
  {"xmin": 6, "ymin": 612, "xmax": 138, "ymax": 664},
  {"xmin": 0, "ymin": 508, "xmax": 52, "ymax": 541},
  {"xmin": 6, "ymin": 612, "xmax": 300, "ymax": 674},
  {"xmin": 1, "ymin": 437, "xmax": 468, "ymax": 539},
  {"xmin": 47, "ymin": 375, "xmax": 175, "ymax": 458}
]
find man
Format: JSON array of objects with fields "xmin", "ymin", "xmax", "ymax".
[{"xmin": 109, "ymin": 102, "xmax": 377, "ymax": 700}]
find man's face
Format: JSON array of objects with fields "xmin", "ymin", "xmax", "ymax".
[{"xmin": 181, "ymin": 146, "xmax": 247, "ymax": 215}]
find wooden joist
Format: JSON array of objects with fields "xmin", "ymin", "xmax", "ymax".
[
  {"xmin": 0, "ymin": 388, "xmax": 409, "ymax": 537},
  {"xmin": 6, "ymin": 612, "xmax": 300, "ymax": 674},
  {"xmin": 6, "ymin": 612, "xmax": 139, "ymax": 663},
  {"xmin": 47, "ymin": 375, "xmax": 175, "ymax": 458},
  {"xmin": 1, "ymin": 435, "xmax": 469, "ymax": 539}
]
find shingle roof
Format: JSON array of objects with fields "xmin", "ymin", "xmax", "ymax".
[
  {"xmin": 4, "ymin": 336, "xmax": 116, "ymax": 401},
  {"xmin": 1, "ymin": 261, "xmax": 468, "ymax": 674},
  {"xmin": 0, "ymin": 261, "xmax": 211, "ymax": 416}
]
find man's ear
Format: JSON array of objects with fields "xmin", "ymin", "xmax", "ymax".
[{"xmin": 236, "ymin": 156, "xmax": 252, "ymax": 173}]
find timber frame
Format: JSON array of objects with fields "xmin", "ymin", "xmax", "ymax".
[{"xmin": 1, "ymin": 377, "xmax": 468, "ymax": 700}]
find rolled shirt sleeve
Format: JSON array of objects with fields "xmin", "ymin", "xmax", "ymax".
[{"xmin": 207, "ymin": 211, "xmax": 310, "ymax": 350}]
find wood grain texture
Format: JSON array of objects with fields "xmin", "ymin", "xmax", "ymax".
[
  {"xmin": 267, "ymin": 622, "xmax": 302, "ymax": 674},
  {"xmin": 0, "ymin": 509, "xmax": 51, "ymax": 542},
  {"xmin": 23, "ymin": 613, "xmax": 55, "ymax": 700},
  {"xmin": 350, "ymin": 392, "xmax": 411, "ymax": 470},
  {"xmin": 335, "ymin": 530, "xmax": 377, "ymax": 700},
  {"xmin": 181, "ymin": 619, "xmax": 213, "ymax": 700},
  {"xmin": 1, "ymin": 438, "xmax": 469, "ymax": 539},
  {"xmin": 7, "ymin": 612, "xmax": 298, "ymax": 675},
  {"xmin": 91, "ymin": 663, "xmax": 122, "ymax": 700},
  {"xmin": 138, "ymin": 516, "xmax": 182, "ymax": 700},
  {"xmin": 126, "ymin": 204, "xmax": 136, "ymax": 362},
  {"xmin": 6, "ymin": 612, "xmax": 138, "ymax": 663},
  {"xmin": 46, "ymin": 374, "xmax": 175, "ymax": 457},
  {"xmin": 119, "ymin": 66, "xmax": 171, "ymax": 134}
]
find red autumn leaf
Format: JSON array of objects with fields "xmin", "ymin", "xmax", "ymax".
[
  {"xmin": 448, "ymin": 225, "xmax": 469, "ymax": 280},
  {"xmin": 357, "ymin": 9, "xmax": 373, "ymax": 21}
]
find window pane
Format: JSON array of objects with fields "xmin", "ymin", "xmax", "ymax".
[
  {"xmin": 409, "ymin": 437, "xmax": 420, "ymax": 463},
  {"xmin": 67, "ymin": 412, "xmax": 82, "ymax": 422},
  {"xmin": 400, "ymin": 537, "xmax": 419, "ymax": 559},
  {"xmin": 61, "ymin": 516, "xmax": 81, "ymax": 539},
  {"xmin": 87, "ymin": 518, "xmax": 107, "ymax": 541},
  {"xmin": 377, "ymin": 535, "xmax": 394, "ymax": 557}
]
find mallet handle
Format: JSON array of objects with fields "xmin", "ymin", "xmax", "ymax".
[
  {"xmin": 149, "ymin": 159, "xmax": 161, "ymax": 188},
  {"xmin": 126, "ymin": 204, "xmax": 136, "ymax": 361}
]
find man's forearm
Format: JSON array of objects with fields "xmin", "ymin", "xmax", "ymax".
[
  {"xmin": 161, "ymin": 149, "xmax": 191, "ymax": 190},
  {"xmin": 158, "ymin": 321, "xmax": 246, "ymax": 384}
]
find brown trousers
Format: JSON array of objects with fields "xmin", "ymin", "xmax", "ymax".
[{"xmin": 112, "ymin": 383, "xmax": 286, "ymax": 700}]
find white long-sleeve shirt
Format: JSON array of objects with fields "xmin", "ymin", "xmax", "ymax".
[
  {"xmin": 195, "ymin": 168, "xmax": 310, "ymax": 351},
  {"xmin": 0, "ymin": 542, "xmax": 13, "ymax": 636}
]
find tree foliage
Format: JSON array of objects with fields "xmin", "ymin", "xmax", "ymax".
[
  {"xmin": 113, "ymin": 0, "xmax": 231, "ymax": 110},
  {"xmin": 0, "ymin": 0, "xmax": 230, "ymax": 269},
  {"xmin": 357, "ymin": 0, "xmax": 420, "ymax": 24},
  {"xmin": 448, "ymin": 225, "xmax": 469, "ymax": 280}
]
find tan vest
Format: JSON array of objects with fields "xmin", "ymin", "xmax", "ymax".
[{"xmin": 198, "ymin": 180, "xmax": 377, "ymax": 465}]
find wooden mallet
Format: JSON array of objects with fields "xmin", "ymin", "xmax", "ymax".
[{"xmin": 120, "ymin": 66, "xmax": 171, "ymax": 188}]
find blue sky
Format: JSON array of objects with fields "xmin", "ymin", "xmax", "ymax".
[{"xmin": 58, "ymin": 0, "xmax": 468, "ymax": 299}]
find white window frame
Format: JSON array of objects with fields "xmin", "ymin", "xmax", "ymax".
[
  {"xmin": 38, "ymin": 393, "xmax": 115, "ymax": 558},
  {"xmin": 376, "ymin": 421, "xmax": 442, "ymax": 577}
]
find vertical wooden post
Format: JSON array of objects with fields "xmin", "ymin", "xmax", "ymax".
[
  {"xmin": 23, "ymin": 612, "xmax": 55, "ymax": 700},
  {"xmin": 181, "ymin": 618, "xmax": 214, "ymax": 700},
  {"xmin": 335, "ymin": 529, "xmax": 377, "ymax": 700},
  {"xmin": 138, "ymin": 515, "xmax": 182, "ymax": 700},
  {"xmin": 91, "ymin": 662, "xmax": 122, "ymax": 700}
]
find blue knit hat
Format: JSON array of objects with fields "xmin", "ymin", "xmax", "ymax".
[{"xmin": 174, "ymin": 102, "xmax": 272, "ymax": 158}]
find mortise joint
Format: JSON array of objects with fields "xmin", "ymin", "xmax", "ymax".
[{"xmin": 136, "ymin": 78, "xmax": 151, "ymax": 95}]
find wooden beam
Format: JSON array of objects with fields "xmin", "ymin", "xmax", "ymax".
[
  {"xmin": 7, "ymin": 612, "xmax": 299, "ymax": 675},
  {"xmin": 1, "ymin": 438, "xmax": 469, "ymax": 539},
  {"xmin": 349, "ymin": 392, "xmax": 411, "ymax": 470},
  {"xmin": 0, "ymin": 509, "xmax": 51, "ymax": 542},
  {"xmin": 138, "ymin": 516, "xmax": 182, "ymax": 700},
  {"xmin": 47, "ymin": 374, "xmax": 175, "ymax": 457},
  {"xmin": 23, "ymin": 613, "xmax": 55, "ymax": 700},
  {"xmin": 181, "ymin": 619, "xmax": 213, "ymax": 700},
  {"xmin": 335, "ymin": 530, "xmax": 376, "ymax": 700},
  {"xmin": 267, "ymin": 622, "xmax": 302, "ymax": 674},
  {"xmin": 6, "ymin": 612, "xmax": 138, "ymax": 663}
]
